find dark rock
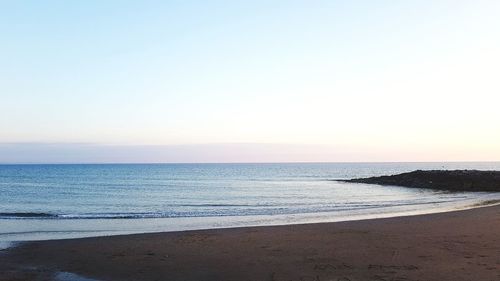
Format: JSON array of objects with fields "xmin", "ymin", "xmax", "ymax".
[{"xmin": 340, "ymin": 170, "xmax": 500, "ymax": 192}]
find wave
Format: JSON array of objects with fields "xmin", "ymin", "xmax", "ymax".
[
  {"xmin": 0, "ymin": 212, "xmax": 163, "ymax": 219},
  {"xmin": 0, "ymin": 201, "xmax": 455, "ymax": 220},
  {"xmin": 0, "ymin": 212, "xmax": 57, "ymax": 218},
  {"xmin": 0, "ymin": 197, "xmax": 481, "ymax": 220}
]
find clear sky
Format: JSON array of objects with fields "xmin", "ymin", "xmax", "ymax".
[{"xmin": 1, "ymin": 0, "xmax": 499, "ymax": 163}]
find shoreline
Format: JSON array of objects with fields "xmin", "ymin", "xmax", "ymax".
[
  {"xmin": 1, "ymin": 204, "xmax": 500, "ymax": 281},
  {"xmin": 1, "ymin": 197, "xmax": 499, "ymax": 250}
]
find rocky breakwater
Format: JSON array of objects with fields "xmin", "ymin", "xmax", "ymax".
[{"xmin": 341, "ymin": 170, "xmax": 500, "ymax": 192}]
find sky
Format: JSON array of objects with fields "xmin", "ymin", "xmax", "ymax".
[{"xmin": 1, "ymin": 0, "xmax": 500, "ymax": 163}]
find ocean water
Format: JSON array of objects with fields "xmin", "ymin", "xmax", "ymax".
[{"xmin": 1, "ymin": 162, "xmax": 500, "ymax": 245}]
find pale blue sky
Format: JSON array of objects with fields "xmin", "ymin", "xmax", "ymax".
[{"xmin": 1, "ymin": 1, "xmax": 499, "ymax": 162}]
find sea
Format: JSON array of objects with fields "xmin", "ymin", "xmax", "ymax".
[{"xmin": 1, "ymin": 162, "xmax": 500, "ymax": 249}]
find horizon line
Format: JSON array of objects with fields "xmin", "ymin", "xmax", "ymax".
[{"xmin": 1, "ymin": 160, "xmax": 499, "ymax": 165}]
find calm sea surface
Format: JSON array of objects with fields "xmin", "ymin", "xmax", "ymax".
[{"xmin": 1, "ymin": 163, "xmax": 500, "ymax": 246}]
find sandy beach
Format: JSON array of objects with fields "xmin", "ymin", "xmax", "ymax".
[{"xmin": 1, "ymin": 205, "xmax": 500, "ymax": 281}]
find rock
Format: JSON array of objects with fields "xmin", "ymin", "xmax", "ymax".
[{"xmin": 340, "ymin": 170, "xmax": 500, "ymax": 192}]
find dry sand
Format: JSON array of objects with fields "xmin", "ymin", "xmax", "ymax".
[{"xmin": 1, "ymin": 205, "xmax": 500, "ymax": 281}]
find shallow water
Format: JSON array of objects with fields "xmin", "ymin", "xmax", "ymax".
[
  {"xmin": 54, "ymin": 272, "xmax": 100, "ymax": 281},
  {"xmin": 1, "ymin": 162, "xmax": 499, "ymax": 244}
]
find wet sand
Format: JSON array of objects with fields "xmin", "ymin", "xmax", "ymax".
[{"xmin": 1, "ymin": 205, "xmax": 500, "ymax": 281}]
